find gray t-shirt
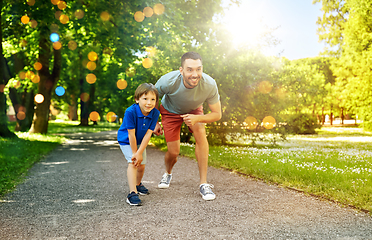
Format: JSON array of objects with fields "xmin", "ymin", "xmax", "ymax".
[{"xmin": 155, "ymin": 70, "xmax": 220, "ymax": 114}]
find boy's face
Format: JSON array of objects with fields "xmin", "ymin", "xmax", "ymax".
[
  {"xmin": 179, "ymin": 59, "xmax": 203, "ymax": 89},
  {"xmin": 135, "ymin": 91, "xmax": 157, "ymax": 116}
]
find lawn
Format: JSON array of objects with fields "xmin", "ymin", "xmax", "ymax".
[
  {"xmin": 0, "ymin": 121, "xmax": 120, "ymax": 196},
  {"xmin": 151, "ymin": 126, "xmax": 372, "ymax": 213}
]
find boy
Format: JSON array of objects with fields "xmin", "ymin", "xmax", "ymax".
[{"xmin": 117, "ymin": 83, "xmax": 160, "ymax": 206}]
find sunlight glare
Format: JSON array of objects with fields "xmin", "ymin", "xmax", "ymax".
[{"xmin": 223, "ymin": 3, "xmax": 268, "ymax": 48}]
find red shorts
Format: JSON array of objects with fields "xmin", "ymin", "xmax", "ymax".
[{"xmin": 160, "ymin": 104, "xmax": 204, "ymax": 142}]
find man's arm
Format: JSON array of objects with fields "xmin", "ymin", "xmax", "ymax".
[{"xmin": 181, "ymin": 101, "xmax": 222, "ymax": 127}]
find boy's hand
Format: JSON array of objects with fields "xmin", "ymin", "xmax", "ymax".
[
  {"xmin": 181, "ymin": 114, "xmax": 199, "ymax": 127},
  {"xmin": 153, "ymin": 122, "xmax": 163, "ymax": 136},
  {"xmin": 131, "ymin": 152, "xmax": 143, "ymax": 167}
]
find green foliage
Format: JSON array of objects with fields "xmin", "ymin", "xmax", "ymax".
[{"xmin": 283, "ymin": 113, "xmax": 321, "ymax": 135}]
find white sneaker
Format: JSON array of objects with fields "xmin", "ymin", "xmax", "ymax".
[
  {"xmin": 158, "ymin": 173, "xmax": 172, "ymax": 188},
  {"xmin": 200, "ymin": 183, "xmax": 216, "ymax": 200}
]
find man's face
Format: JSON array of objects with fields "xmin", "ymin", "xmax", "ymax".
[{"xmin": 180, "ymin": 59, "xmax": 203, "ymax": 89}]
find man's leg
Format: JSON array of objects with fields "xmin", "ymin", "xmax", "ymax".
[
  {"xmin": 189, "ymin": 123, "xmax": 209, "ymax": 184},
  {"xmin": 165, "ymin": 140, "xmax": 180, "ymax": 174}
]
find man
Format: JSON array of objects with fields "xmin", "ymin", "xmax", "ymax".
[{"xmin": 154, "ymin": 52, "xmax": 222, "ymax": 200}]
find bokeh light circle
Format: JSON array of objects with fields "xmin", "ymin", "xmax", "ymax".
[
  {"xmin": 116, "ymin": 79, "xmax": 128, "ymax": 90},
  {"xmin": 88, "ymin": 51, "xmax": 98, "ymax": 61},
  {"xmin": 80, "ymin": 93, "xmax": 90, "ymax": 102},
  {"xmin": 258, "ymin": 81, "xmax": 273, "ymax": 94},
  {"xmin": 262, "ymin": 116, "xmax": 276, "ymax": 129},
  {"xmin": 30, "ymin": 19, "xmax": 38, "ymax": 28},
  {"xmin": 60, "ymin": 14, "xmax": 69, "ymax": 24},
  {"xmin": 154, "ymin": 3, "xmax": 165, "ymax": 15},
  {"xmin": 134, "ymin": 11, "xmax": 145, "ymax": 22},
  {"xmin": 100, "ymin": 11, "xmax": 110, "ymax": 21},
  {"xmin": 55, "ymin": 86, "xmax": 65, "ymax": 96},
  {"xmin": 142, "ymin": 58, "xmax": 153, "ymax": 68},
  {"xmin": 14, "ymin": 81, "xmax": 21, "ymax": 89},
  {"xmin": 25, "ymin": 71, "xmax": 35, "ymax": 80},
  {"xmin": 86, "ymin": 61, "xmax": 97, "ymax": 71},
  {"xmin": 51, "ymin": 0, "xmax": 59, "ymax": 5},
  {"xmin": 50, "ymin": 33, "xmax": 60, "ymax": 42},
  {"xmin": 17, "ymin": 111, "xmax": 26, "ymax": 120},
  {"xmin": 143, "ymin": 7, "xmax": 154, "ymax": 17},
  {"xmin": 50, "ymin": 23, "xmax": 59, "ymax": 32},
  {"xmin": 106, "ymin": 112, "xmax": 117, "ymax": 122},
  {"xmin": 34, "ymin": 94, "xmax": 44, "ymax": 104},
  {"xmin": 89, "ymin": 111, "xmax": 100, "ymax": 121},
  {"xmin": 86, "ymin": 73, "xmax": 97, "ymax": 84},
  {"xmin": 31, "ymin": 74, "xmax": 40, "ymax": 83},
  {"xmin": 68, "ymin": 40, "xmax": 77, "ymax": 50},
  {"xmin": 21, "ymin": 16, "xmax": 30, "ymax": 24},
  {"xmin": 244, "ymin": 116, "xmax": 258, "ymax": 130},
  {"xmin": 27, "ymin": 0, "xmax": 35, "ymax": 6},
  {"xmin": 75, "ymin": 9, "xmax": 84, "ymax": 19},
  {"xmin": 55, "ymin": 11, "xmax": 62, "ymax": 20},
  {"xmin": 57, "ymin": 1, "xmax": 67, "ymax": 10},
  {"xmin": 19, "ymin": 71, "xmax": 26, "ymax": 79},
  {"xmin": 53, "ymin": 41, "xmax": 62, "ymax": 50},
  {"xmin": 34, "ymin": 62, "xmax": 42, "ymax": 71}
]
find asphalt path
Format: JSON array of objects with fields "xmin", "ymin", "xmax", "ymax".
[{"xmin": 1, "ymin": 131, "xmax": 371, "ymax": 239}]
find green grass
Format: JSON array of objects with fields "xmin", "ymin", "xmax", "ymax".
[
  {"xmin": 150, "ymin": 126, "xmax": 372, "ymax": 213},
  {"xmin": 0, "ymin": 120, "xmax": 120, "ymax": 197},
  {"xmin": 0, "ymin": 132, "xmax": 65, "ymax": 196}
]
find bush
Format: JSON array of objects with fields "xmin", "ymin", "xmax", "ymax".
[{"xmin": 284, "ymin": 113, "xmax": 321, "ymax": 134}]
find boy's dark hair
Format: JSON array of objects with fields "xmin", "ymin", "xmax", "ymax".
[
  {"xmin": 181, "ymin": 52, "xmax": 202, "ymax": 67},
  {"xmin": 134, "ymin": 83, "xmax": 159, "ymax": 103}
]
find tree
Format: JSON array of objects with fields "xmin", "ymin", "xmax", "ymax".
[
  {"xmin": 0, "ymin": 0, "xmax": 17, "ymax": 138},
  {"xmin": 332, "ymin": 0, "xmax": 372, "ymax": 129},
  {"xmin": 313, "ymin": 0, "xmax": 348, "ymax": 56}
]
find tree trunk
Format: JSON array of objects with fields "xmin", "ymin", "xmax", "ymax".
[
  {"xmin": 29, "ymin": 33, "xmax": 61, "ymax": 134},
  {"xmin": 0, "ymin": 0, "xmax": 17, "ymax": 138},
  {"xmin": 68, "ymin": 94, "xmax": 78, "ymax": 121}
]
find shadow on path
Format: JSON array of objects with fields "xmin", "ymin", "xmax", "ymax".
[{"xmin": 1, "ymin": 131, "xmax": 371, "ymax": 239}]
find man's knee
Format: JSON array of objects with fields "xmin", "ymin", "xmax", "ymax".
[{"xmin": 167, "ymin": 148, "xmax": 180, "ymax": 159}]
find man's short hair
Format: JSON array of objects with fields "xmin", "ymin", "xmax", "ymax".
[
  {"xmin": 181, "ymin": 52, "xmax": 202, "ymax": 67},
  {"xmin": 134, "ymin": 83, "xmax": 159, "ymax": 103}
]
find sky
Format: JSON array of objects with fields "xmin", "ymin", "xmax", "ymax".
[{"xmin": 222, "ymin": 0, "xmax": 325, "ymax": 60}]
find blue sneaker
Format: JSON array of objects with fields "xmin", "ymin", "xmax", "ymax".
[
  {"xmin": 136, "ymin": 183, "xmax": 149, "ymax": 195},
  {"xmin": 126, "ymin": 192, "xmax": 142, "ymax": 206}
]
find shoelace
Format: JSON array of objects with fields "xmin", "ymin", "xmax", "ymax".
[
  {"xmin": 201, "ymin": 184, "xmax": 214, "ymax": 194},
  {"xmin": 160, "ymin": 174, "xmax": 169, "ymax": 183}
]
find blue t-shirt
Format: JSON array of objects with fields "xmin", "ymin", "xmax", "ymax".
[{"xmin": 117, "ymin": 104, "xmax": 160, "ymax": 146}]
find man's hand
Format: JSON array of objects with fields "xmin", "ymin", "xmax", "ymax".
[
  {"xmin": 153, "ymin": 122, "xmax": 163, "ymax": 136},
  {"xmin": 181, "ymin": 114, "xmax": 200, "ymax": 127}
]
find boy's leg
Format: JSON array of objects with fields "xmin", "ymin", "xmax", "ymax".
[
  {"xmin": 189, "ymin": 122, "xmax": 209, "ymax": 184},
  {"xmin": 136, "ymin": 164, "xmax": 145, "ymax": 185},
  {"xmin": 127, "ymin": 163, "xmax": 138, "ymax": 193}
]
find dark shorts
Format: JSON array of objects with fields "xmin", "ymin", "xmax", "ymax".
[{"xmin": 160, "ymin": 104, "xmax": 204, "ymax": 142}]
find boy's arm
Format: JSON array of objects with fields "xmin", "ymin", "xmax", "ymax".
[
  {"xmin": 127, "ymin": 129, "xmax": 138, "ymax": 162},
  {"xmin": 132, "ymin": 129, "xmax": 153, "ymax": 167},
  {"xmin": 181, "ymin": 101, "xmax": 222, "ymax": 127}
]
